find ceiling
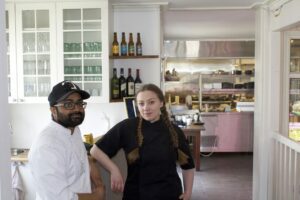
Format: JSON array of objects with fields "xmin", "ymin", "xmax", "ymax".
[
  {"xmin": 111, "ymin": 0, "xmax": 267, "ymax": 40},
  {"xmin": 110, "ymin": 0, "xmax": 266, "ymax": 10}
]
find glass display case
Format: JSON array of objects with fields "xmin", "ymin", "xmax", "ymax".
[
  {"xmin": 62, "ymin": 8, "xmax": 103, "ymax": 96},
  {"xmin": 288, "ymin": 38, "xmax": 300, "ymax": 141}
]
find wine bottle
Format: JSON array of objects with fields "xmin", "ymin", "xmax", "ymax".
[
  {"xmin": 121, "ymin": 32, "xmax": 127, "ymax": 56},
  {"xmin": 112, "ymin": 32, "xmax": 119, "ymax": 56},
  {"xmin": 111, "ymin": 68, "xmax": 120, "ymax": 99},
  {"xmin": 119, "ymin": 68, "xmax": 126, "ymax": 98},
  {"xmin": 126, "ymin": 68, "xmax": 135, "ymax": 97},
  {"xmin": 136, "ymin": 33, "xmax": 142, "ymax": 56},
  {"xmin": 134, "ymin": 69, "xmax": 142, "ymax": 95},
  {"xmin": 128, "ymin": 33, "xmax": 135, "ymax": 56}
]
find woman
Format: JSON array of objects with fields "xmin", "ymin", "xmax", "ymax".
[{"xmin": 91, "ymin": 84, "xmax": 194, "ymax": 200}]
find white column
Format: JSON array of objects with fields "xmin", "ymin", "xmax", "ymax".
[
  {"xmin": 0, "ymin": 0, "xmax": 12, "ymax": 199},
  {"xmin": 253, "ymin": 5, "xmax": 272, "ymax": 200}
]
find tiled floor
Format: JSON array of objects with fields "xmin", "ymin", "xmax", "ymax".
[{"xmin": 188, "ymin": 153, "xmax": 253, "ymax": 200}]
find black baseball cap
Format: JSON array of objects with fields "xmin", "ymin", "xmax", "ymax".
[{"xmin": 48, "ymin": 81, "xmax": 90, "ymax": 106}]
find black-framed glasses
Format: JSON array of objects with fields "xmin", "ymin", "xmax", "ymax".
[{"xmin": 54, "ymin": 101, "xmax": 87, "ymax": 110}]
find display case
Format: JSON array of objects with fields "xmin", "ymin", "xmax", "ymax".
[{"xmin": 288, "ymin": 37, "xmax": 300, "ymax": 141}]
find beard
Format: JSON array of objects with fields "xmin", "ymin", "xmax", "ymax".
[{"xmin": 55, "ymin": 110, "xmax": 85, "ymax": 128}]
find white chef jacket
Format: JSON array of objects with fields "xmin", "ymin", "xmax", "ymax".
[{"xmin": 28, "ymin": 121, "xmax": 91, "ymax": 200}]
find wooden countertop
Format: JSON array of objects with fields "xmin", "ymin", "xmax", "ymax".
[
  {"xmin": 181, "ymin": 124, "xmax": 205, "ymax": 131},
  {"xmin": 11, "ymin": 149, "xmax": 29, "ymax": 162}
]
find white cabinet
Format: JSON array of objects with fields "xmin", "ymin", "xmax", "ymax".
[
  {"xmin": 57, "ymin": 1, "xmax": 109, "ymax": 103},
  {"xmin": 15, "ymin": 3, "xmax": 56, "ymax": 103},
  {"xmin": 6, "ymin": 3, "xmax": 17, "ymax": 103},
  {"xmin": 6, "ymin": 0, "xmax": 109, "ymax": 103}
]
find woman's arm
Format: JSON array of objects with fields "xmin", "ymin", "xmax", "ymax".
[
  {"xmin": 180, "ymin": 168, "xmax": 195, "ymax": 200},
  {"xmin": 90, "ymin": 145, "xmax": 124, "ymax": 192}
]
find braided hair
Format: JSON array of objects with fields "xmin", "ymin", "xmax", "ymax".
[{"xmin": 127, "ymin": 84, "xmax": 189, "ymax": 165}]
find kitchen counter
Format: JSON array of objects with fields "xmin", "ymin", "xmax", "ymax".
[
  {"xmin": 200, "ymin": 112, "xmax": 254, "ymax": 152},
  {"xmin": 200, "ymin": 111, "xmax": 254, "ymax": 116},
  {"xmin": 11, "ymin": 149, "xmax": 29, "ymax": 162},
  {"xmin": 181, "ymin": 124, "xmax": 205, "ymax": 171}
]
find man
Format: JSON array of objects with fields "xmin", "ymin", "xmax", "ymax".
[{"xmin": 28, "ymin": 81, "xmax": 104, "ymax": 200}]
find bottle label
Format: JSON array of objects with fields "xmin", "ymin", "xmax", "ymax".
[
  {"xmin": 128, "ymin": 82, "xmax": 134, "ymax": 96},
  {"xmin": 128, "ymin": 45, "xmax": 135, "ymax": 55},
  {"xmin": 121, "ymin": 83, "xmax": 126, "ymax": 91},
  {"xmin": 112, "ymin": 89, "xmax": 119, "ymax": 98},
  {"xmin": 135, "ymin": 83, "xmax": 143, "ymax": 94},
  {"xmin": 136, "ymin": 46, "xmax": 142, "ymax": 56},
  {"xmin": 121, "ymin": 45, "xmax": 127, "ymax": 55},
  {"xmin": 112, "ymin": 46, "xmax": 119, "ymax": 55}
]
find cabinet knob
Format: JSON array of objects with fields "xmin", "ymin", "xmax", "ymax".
[{"xmin": 18, "ymin": 99, "xmax": 25, "ymax": 102}]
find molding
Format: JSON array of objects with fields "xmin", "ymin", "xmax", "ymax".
[
  {"xmin": 112, "ymin": 3, "xmax": 164, "ymax": 12},
  {"xmin": 112, "ymin": 2, "xmax": 168, "ymax": 8},
  {"xmin": 167, "ymin": 1, "xmax": 266, "ymax": 11},
  {"xmin": 269, "ymin": 0, "xmax": 293, "ymax": 17}
]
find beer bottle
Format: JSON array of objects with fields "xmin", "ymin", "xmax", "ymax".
[
  {"xmin": 121, "ymin": 32, "xmax": 127, "ymax": 56},
  {"xmin": 128, "ymin": 33, "xmax": 135, "ymax": 56},
  {"xmin": 111, "ymin": 68, "xmax": 120, "ymax": 99},
  {"xmin": 136, "ymin": 33, "xmax": 142, "ymax": 56},
  {"xmin": 126, "ymin": 68, "xmax": 135, "ymax": 97},
  {"xmin": 112, "ymin": 32, "xmax": 119, "ymax": 56}
]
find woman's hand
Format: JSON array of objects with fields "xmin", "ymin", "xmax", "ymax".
[
  {"xmin": 179, "ymin": 192, "xmax": 191, "ymax": 200},
  {"xmin": 110, "ymin": 167, "xmax": 124, "ymax": 193}
]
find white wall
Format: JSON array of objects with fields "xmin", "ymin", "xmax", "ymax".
[
  {"xmin": 163, "ymin": 9, "xmax": 255, "ymax": 40},
  {"xmin": 10, "ymin": 102, "xmax": 127, "ymax": 148}
]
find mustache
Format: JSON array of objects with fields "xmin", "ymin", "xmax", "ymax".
[{"xmin": 69, "ymin": 112, "xmax": 83, "ymax": 117}]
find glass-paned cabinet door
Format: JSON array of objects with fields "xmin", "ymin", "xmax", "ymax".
[
  {"xmin": 16, "ymin": 4, "xmax": 55, "ymax": 102},
  {"xmin": 59, "ymin": 5, "xmax": 105, "ymax": 99},
  {"xmin": 6, "ymin": 10, "xmax": 11, "ymax": 97},
  {"xmin": 6, "ymin": 4, "xmax": 17, "ymax": 103},
  {"xmin": 288, "ymin": 38, "xmax": 300, "ymax": 142}
]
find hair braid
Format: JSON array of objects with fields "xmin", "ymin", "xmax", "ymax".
[
  {"xmin": 160, "ymin": 105, "xmax": 178, "ymax": 148},
  {"xmin": 137, "ymin": 116, "xmax": 144, "ymax": 146}
]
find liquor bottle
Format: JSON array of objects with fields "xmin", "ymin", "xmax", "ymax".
[
  {"xmin": 134, "ymin": 69, "xmax": 142, "ymax": 95},
  {"xmin": 126, "ymin": 68, "xmax": 135, "ymax": 97},
  {"xmin": 112, "ymin": 32, "xmax": 119, "ymax": 56},
  {"xmin": 111, "ymin": 68, "xmax": 120, "ymax": 99},
  {"xmin": 128, "ymin": 33, "xmax": 135, "ymax": 56},
  {"xmin": 120, "ymin": 32, "xmax": 127, "ymax": 56},
  {"xmin": 119, "ymin": 68, "xmax": 126, "ymax": 98},
  {"xmin": 136, "ymin": 33, "xmax": 142, "ymax": 56}
]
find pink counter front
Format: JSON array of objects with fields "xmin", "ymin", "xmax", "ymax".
[{"xmin": 200, "ymin": 112, "xmax": 254, "ymax": 152}]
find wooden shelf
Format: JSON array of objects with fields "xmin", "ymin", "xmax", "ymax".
[
  {"xmin": 202, "ymin": 89, "xmax": 254, "ymax": 94},
  {"xmin": 109, "ymin": 55, "xmax": 159, "ymax": 59},
  {"xmin": 110, "ymin": 98, "xmax": 123, "ymax": 103}
]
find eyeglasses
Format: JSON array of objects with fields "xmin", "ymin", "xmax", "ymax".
[{"xmin": 54, "ymin": 101, "xmax": 87, "ymax": 110}]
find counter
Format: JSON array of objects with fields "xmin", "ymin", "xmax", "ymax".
[
  {"xmin": 181, "ymin": 124, "xmax": 205, "ymax": 171},
  {"xmin": 11, "ymin": 149, "xmax": 29, "ymax": 162},
  {"xmin": 200, "ymin": 111, "xmax": 254, "ymax": 152}
]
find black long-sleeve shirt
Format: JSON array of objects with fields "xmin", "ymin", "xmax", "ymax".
[{"xmin": 95, "ymin": 117, "xmax": 194, "ymax": 200}]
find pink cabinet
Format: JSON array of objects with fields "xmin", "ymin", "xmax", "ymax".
[{"xmin": 201, "ymin": 112, "xmax": 254, "ymax": 152}]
